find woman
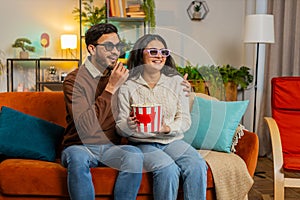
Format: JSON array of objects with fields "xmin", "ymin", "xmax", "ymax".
[{"xmin": 115, "ymin": 34, "xmax": 207, "ymax": 200}]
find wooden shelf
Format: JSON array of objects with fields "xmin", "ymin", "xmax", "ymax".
[
  {"xmin": 107, "ymin": 17, "xmax": 145, "ymax": 22},
  {"xmin": 6, "ymin": 58, "xmax": 79, "ymax": 92}
]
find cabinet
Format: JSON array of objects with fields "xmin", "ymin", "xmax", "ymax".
[{"xmin": 6, "ymin": 58, "xmax": 79, "ymax": 92}]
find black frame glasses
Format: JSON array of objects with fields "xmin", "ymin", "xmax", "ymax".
[
  {"xmin": 95, "ymin": 42, "xmax": 125, "ymax": 52},
  {"xmin": 145, "ymin": 48, "xmax": 171, "ymax": 57}
]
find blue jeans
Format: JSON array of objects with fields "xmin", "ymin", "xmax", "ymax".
[
  {"xmin": 135, "ymin": 140, "xmax": 207, "ymax": 200},
  {"xmin": 61, "ymin": 144, "xmax": 144, "ymax": 200}
]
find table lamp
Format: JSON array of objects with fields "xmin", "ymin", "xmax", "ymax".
[{"xmin": 61, "ymin": 34, "xmax": 77, "ymax": 58}]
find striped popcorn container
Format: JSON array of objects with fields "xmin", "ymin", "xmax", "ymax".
[{"xmin": 132, "ymin": 104, "xmax": 162, "ymax": 133}]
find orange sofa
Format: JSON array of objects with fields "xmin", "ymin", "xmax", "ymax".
[{"xmin": 0, "ymin": 92, "xmax": 259, "ymax": 200}]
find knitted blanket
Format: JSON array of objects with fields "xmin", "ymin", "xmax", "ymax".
[{"xmin": 199, "ymin": 150, "xmax": 254, "ymax": 200}]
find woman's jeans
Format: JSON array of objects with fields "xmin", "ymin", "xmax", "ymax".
[
  {"xmin": 61, "ymin": 144, "xmax": 144, "ymax": 200},
  {"xmin": 135, "ymin": 139, "xmax": 208, "ymax": 200}
]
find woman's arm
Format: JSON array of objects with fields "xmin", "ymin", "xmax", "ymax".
[
  {"xmin": 115, "ymin": 86, "xmax": 135, "ymax": 137},
  {"xmin": 162, "ymin": 77, "xmax": 191, "ymax": 135}
]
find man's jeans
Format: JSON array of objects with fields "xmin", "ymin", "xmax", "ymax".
[
  {"xmin": 61, "ymin": 144, "xmax": 144, "ymax": 200},
  {"xmin": 136, "ymin": 139, "xmax": 208, "ymax": 200}
]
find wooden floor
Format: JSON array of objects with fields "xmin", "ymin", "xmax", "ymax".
[{"xmin": 248, "ymin": 157, "xmax": 300, "ymax": 200}]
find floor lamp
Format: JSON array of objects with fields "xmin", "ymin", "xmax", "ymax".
[{"xmin": 244, "ymin": 14, "xmax": 275, "ymax": 132}]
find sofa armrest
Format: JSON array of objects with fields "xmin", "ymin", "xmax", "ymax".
[{"xmin": 234, "ymin": 130, "xmax": 259, "ymax": 177}]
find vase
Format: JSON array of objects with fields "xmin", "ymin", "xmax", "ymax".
[
  {"xmin": 224, "ymin": 81, "xmax": 237, "ymax": 101},
  {"xmin": 188, "ymin": 80, "xmax": 208, "ymax": 94},
  {"xmin": 19, "ymin": 51, "xmax": 29, "ymax": 59},
  {"xmin": 193, "ymin": 11, "xmax": 201, "ymax": 20}
]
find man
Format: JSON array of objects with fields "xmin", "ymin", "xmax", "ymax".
[{"xmin": 61, "ymin": 23, "xmax": 144, "ymax": 200}]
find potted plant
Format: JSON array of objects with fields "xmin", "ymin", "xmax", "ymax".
[
  {"xmin": 72, "ymin": 0, "xmax": 106, "ymax": 28},
  {"xmin": 176, "ymin": 62, "xmax": 207, "ymax": 94},
  {"xmin": 193, "ymin": 2, "xmax": 201, "ymax": 19},
  {"xmin": 218, "ymin": 64, "xmax": 253, "ymax": 101},
  {"xmin": 218, "ymin": 64, "xmax": 253, "ymax": 90},
  {"xmin": 12, "ymin": 38, "xmax": 35, "ymax": 59}
]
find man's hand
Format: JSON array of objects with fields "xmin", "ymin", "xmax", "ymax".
[
  {"xmin": 105, "ymin": 62, "xmax": 129, "ymax": 94},
  {"xmin": 181, "ymin": 73, "xmax": 192, "ymax": 96}
]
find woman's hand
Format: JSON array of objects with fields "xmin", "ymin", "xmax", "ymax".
[
  {"xmin": 181, "ymin": 73, "xmax": 192, "ymax": 96},
  {"xmin": 159, "ymin": 118, "xmax": 170, "ymax": 134},
  {"xmin": 127, "ymin": 116, "xmax": 138, "ymax": 132},
  {"xmin": 159, "ymin": 124, "xmax": 171, "ymax": 134}
]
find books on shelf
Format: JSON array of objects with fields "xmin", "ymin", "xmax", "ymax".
[
  {"xmin": 109, "ymin": 0, "xmax": 116, "ymax": 16},
  {"xmin": 126, "ymin": 4, "xmax": 141, "ymax": 12},
  {"xmin": 109, "ymin": 0, "xmax": 145, "ymax": 18},
  {"xmin": 126, "ymin": 12, "xmax": 145, "ymax": 18},
  {"xmin": 109, "ymin": 0, "xmax": 124, "ymax": 17},
  {"xmin": 126, "ymin": 4, "xmax": 145, "ymax": 18}
]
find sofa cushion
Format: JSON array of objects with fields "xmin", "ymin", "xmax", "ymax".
[
  {"xmin": 184, "ymin": 96, "xmax": 249, "ymax": 153},
  {"xmin": 0, "ymin": 106, "xmax": 64, "ymax": 161},
  {"xmin": 283, "ymin": 154, "xmax": 300, "ymax": 171},
  {"xmin": 0, "ymin": 159, "xmax": 156, "ymax": 196},
  {"xmin": 189, "ymin": 93, "xmax": 246, "ymax": 152},
  {"xmin": 0, "ymin": 159, "xmax": 69, "ymax": 196}
]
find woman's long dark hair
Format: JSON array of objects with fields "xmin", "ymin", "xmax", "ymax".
[{"xmin": 127, "ymin": 34, "xmax": 180, "ymax": 79}]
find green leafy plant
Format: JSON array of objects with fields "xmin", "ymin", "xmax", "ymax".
[
  {"xmin": 12, "ymin": 38, "xmax": 35, "ymax": 52},
  {"xmin": 142, "ymin": 0, "xmax": 156, "ymax": 30},
  {"xmin": 73, "ymin": 0, "xmax": 106, "ymax": 27},
  {"xmin": 177, "ymin": 63, "xmax": 207, "ymax": 94},
  {"xmin": 218, "ymin": 64, "xmax": 253, "ymax": 90},
  {"xmin": 177, "ymin": 63, "xmax": 253, "ymax": 90},
  {"xmin": 176, "ymin": 63, "xmax": 253, "ymax": 100},
  {"xmin": 176, "ymin": 62, "xmax": 203, "ymax": 80},
  {"xmin": 194, "ymin": 3, "xmax": 201, "ymax": 12}
]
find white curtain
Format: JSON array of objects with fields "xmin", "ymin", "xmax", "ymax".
[{"xmin": 258, "ymin": 0, "xmax": 300, "ymax": 157}]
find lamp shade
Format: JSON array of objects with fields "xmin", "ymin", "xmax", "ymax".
[
  {"xmin": 61, "ymin": 34, "xmax": 77, "ymax": 49},
  {"xmin": 244, "ymin": 14, "xmax": 275, "ymax": 44}
]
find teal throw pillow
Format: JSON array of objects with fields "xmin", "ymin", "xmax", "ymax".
[
  {"xmin": 0, "ymin": 106, "xmax": 65, "ymax": 161},
  {"xmin": 184, "ymin": 97, "xmax": 249, "ymax": 153}
]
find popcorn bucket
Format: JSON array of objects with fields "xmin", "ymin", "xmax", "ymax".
[{"xmin": 132, "ymin": 104, "xmax": 162, "ymax": 133}]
